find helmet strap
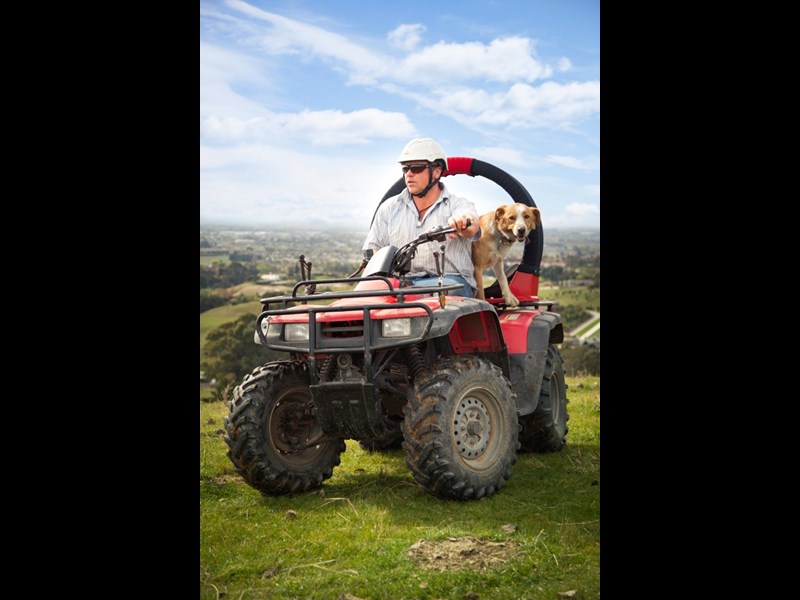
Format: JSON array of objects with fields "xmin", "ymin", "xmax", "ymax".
[{"xmin": 410, "ymin": 164, "xmax": 441, "ymax": 198}]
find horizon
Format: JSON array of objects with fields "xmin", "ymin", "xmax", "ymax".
[{"xmin": 200, "ymin": 220, "xmax": 600, "ymax": 233}]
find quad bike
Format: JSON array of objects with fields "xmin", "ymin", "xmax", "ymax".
[{"xmin": 223, "ymin": 157, "xmax": 568, "ymax": 501}]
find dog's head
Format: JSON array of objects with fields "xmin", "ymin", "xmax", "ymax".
[{"xmin": 495, "ymin": 203, "xmax": 541, "ymax": 242}]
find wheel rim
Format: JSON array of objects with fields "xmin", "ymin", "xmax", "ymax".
[
  {"xmin": 551, "ymin": 370, "xmax": 564, "ymax": 424},
  {"xmin": 453, "ymin": 393, "xmax": 494, "ymax": 460},
  {"xmin": 269, "ymin": 388, "xmax": 326, "ymax": 465}
]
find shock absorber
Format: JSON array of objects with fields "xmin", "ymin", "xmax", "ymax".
[{"xmin": 405, "ymin": 344, "xmax": 425, "ymax": 381}]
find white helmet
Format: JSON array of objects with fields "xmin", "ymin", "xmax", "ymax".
[{"xmin": 397, "ymin": 137, "xmax": 447, "ymax": 170}]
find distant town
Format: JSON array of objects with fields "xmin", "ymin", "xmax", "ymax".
[{"xmin": 200, "ymin": 224, "xmax": 599, "ymax": 275}]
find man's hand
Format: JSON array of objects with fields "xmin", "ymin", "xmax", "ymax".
[{"xmin": 447, "ymin": 214, "xmax": 480, "ymax": 239}]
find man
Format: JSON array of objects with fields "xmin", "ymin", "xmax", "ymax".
[{"xmin": 362, "ymin": 137, "xmax": 481, "ymax": 297}]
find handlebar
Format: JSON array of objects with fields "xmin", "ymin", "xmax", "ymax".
[
  {"xmin": 416, "ymin": 217, "xmax": 472, "ymax": 243},
  {"xmin": 391, "ymin": 218, "xmax": 473, "ymax": 277}
]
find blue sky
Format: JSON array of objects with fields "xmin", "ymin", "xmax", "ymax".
[{"xmin": 200, "ymin": 0, "xmax": 599, "ymax": 231}]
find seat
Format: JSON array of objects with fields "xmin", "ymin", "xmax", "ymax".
[{"xmin": 480, "ymin": 264, "xmax": 519, "ymax": 299}]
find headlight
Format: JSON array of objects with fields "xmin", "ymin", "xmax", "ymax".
[
  {"xmin": 382, "ymin": 318, "xmax": 411, "ymax": 338},
  {"xmin": 285, "ymin": 323, "xmax": 309, "ymax": 341}
]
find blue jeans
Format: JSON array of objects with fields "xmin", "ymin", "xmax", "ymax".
[{"xmin": 408, "ymin": 275, "xmax": 475, "ymax": 298}]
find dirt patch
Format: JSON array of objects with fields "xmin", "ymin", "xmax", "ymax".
[
  {"xmin": 199, "ymin": 474, "xmax": 242, "ymax": 485},
  {"xmin": 408, "ymin": 537, "xmax": 522, "ymax": 571}
]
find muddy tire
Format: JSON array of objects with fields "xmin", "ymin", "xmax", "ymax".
[
  {"xmin": 401, "ymin": 356, "xmax": 519, "ymax": 500},
  {"xmin": 519, "ymin": 345, "xmax": 569, "ymax": 452},
  {"xmin": 224, "ymin": 361, "xmax": 345, "ymax": 495}
]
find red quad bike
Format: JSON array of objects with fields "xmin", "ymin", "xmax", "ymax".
[{"xmin": 224, "ymin": 157, "xmax": 568, "ymax": 501}]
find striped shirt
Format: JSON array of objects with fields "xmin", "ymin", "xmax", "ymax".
[{"xmin": 363, "ymin": 185, "xmax": 481, "ymax": 289}]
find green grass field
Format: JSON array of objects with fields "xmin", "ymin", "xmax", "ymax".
[
  {"xmin": 200, "ymin": 375, "xmax": 600, "ymax": 599},
  {"xmin": 201, "ymin": 254, "xmax": 231, "ymax": 266},
  {"xmin": 538, "ymin": 286, "xmax": 600, "ymax": 311}
]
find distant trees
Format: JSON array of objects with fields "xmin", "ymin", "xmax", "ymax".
[
  {"xmin": 541, "ymin": 265, "xmax": 576, "ymax": 285},
  {"xmin": 560, "ymin": 340, "xmax": 600, "ymax": 376},
  {"xmin": 229, "ymin": 251, "xmax": 257, "ymax": 262},
  {"xmin": 556, "ymin": 305, "xmax": 591, "ymax": 332},
  {"xmin": 201, "ymin": 314, "xmax": 283, "ymax": 394},
  {"xmin": 542, "ymin": 255, "xmax": 599, "ymax": 287},
  {"xmin": 200, "ymin": 289, "xmax": 228, "ymax": 313},
  {"xmin": 200, "ymin": 261, "xmax": 259, "ymax": 289}
]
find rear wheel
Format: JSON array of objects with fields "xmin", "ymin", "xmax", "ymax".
[
  {"xmin": 519, "ymin": 345, "xmax": 569, "ymax": 452},
  {"xmin": 401, "ymin": 356, "xmax": 519, "ymax": 500},
  {"xmin": 224, "ymin": 361, "xmax": 345, "ymax": 494}
]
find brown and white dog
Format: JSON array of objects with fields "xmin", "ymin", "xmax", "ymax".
[{"xmin": 472, "ymin": 203, "xmax": 541, "ymax": 307}]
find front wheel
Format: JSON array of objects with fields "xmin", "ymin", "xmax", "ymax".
[
  {"xmin": 519, "ymin": 345, "xmax": 569, "ymax": 452},
  {"xmin": 224, "ymin": 361, "xmax": 345, "ymax": 494},
  {"xmin": 401, "ymin": 356, "xmax": 519, "ymax": 500}
]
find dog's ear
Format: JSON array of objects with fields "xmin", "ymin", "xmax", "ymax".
[
  {"xmin": 531, "ymin": 207, "xmax": 541, "ymax": 226},
  {"xmin": 495, "ymin": 206, "xmax": 507, "ymax": 220}
]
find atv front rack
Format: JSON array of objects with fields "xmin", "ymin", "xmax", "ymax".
[
  {"xmin": 255, "ymin": 275, "xmax": 464, "ymax": 382},
  {"xmin": 258, "ymin": 276, "xmax": 463, "ymax": 310}
]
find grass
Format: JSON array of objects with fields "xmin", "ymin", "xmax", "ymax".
[
  {"xmin": 201, "ymin": 254, "xmax": 230, "ymax": 266},
  {"xmin": 200, "ymin": 374, "xmax": 600, "ymax": 599},
  {"xmin": 538, "ymin": 286, "xmax": 600, "ymax": 311}
]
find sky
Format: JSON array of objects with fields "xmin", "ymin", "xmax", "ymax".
[{"xmin": 200, "ymin": 0, "xmax": 600, "ymax": 231}]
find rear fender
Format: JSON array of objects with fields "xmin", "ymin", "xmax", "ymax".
[{"xmin": 504, "ymin": 311, "xmax": 563, "ymax": 416}]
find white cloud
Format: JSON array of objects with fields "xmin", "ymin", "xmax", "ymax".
[
  {"xmin": 207, "ymin": 3, "xmax": 594, "ymax": 133},
  {"xmin": 201, "ymin": 108, "xmax": 416, "ymax": 146},
  {"xmin": 388, "ymin": 24, "xmax": 424, "ymax": 52},
  {"xmin": 566, "ymin": 202, "xmax": 600, "ymax": 216},
  {"xmin": 468, "ymin": 146, "xmax": 529, "ymax": 167},
  {"xmin": 415, "ymin": 80, "xmax": 599, "ymax": 131},
  {"xmin": 200, "ymin": 142, "xmax": 406, "ymax": 228},
  {"xmin": 558, "ymin": 57, "xmax": 572, "ymax": 72},
  {"xmin": 546, "ymin": 155, "xmax": 598, "ymax": 170},
  {"xmin": 396, "ymin": 37, "xmax": 552, "ymax": 85},
  {"xmin": 583, "ymin": 184, "xmax": 601, "ymax": 197},
  {"xmin": 227, "ymin": 3, "xmax": 554, "ymax": 89},
  {"xmin": 225, "ymin": 0, "xmax": 388, "ymax": 84},
  {"xmin": 200, "ymin": 42, "xmax": 273, "ymax": 119}
]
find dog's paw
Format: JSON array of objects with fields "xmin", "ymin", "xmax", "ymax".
[{"xmin": 503, "ymin": 293, "xmax": 520, "ymax": 307}]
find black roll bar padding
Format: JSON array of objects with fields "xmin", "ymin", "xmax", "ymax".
[{"xmin": 370, "ymin": 158, "xmax": 543, "ymax": 273}]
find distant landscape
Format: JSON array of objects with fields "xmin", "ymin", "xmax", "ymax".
[
  {"xmin": 200, "ymin": 224, "xmax": 599, "ymax": 279},
  {"xmin": 200, "ymin": 225, "xmax": 599, "ymax": 398}
]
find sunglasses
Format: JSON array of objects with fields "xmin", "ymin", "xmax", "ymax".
[{"xmin": 402, "ymin": 164, "xmax": 433, "ymax": 174}]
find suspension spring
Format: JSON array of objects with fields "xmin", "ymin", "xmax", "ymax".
[
  {"xmin": 405, "ymin": 344, "xmax": 425, "ymax": 381},
  {"xmin": 319, "ymin": 355, "xmax": 335, "ymax": 382}
]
